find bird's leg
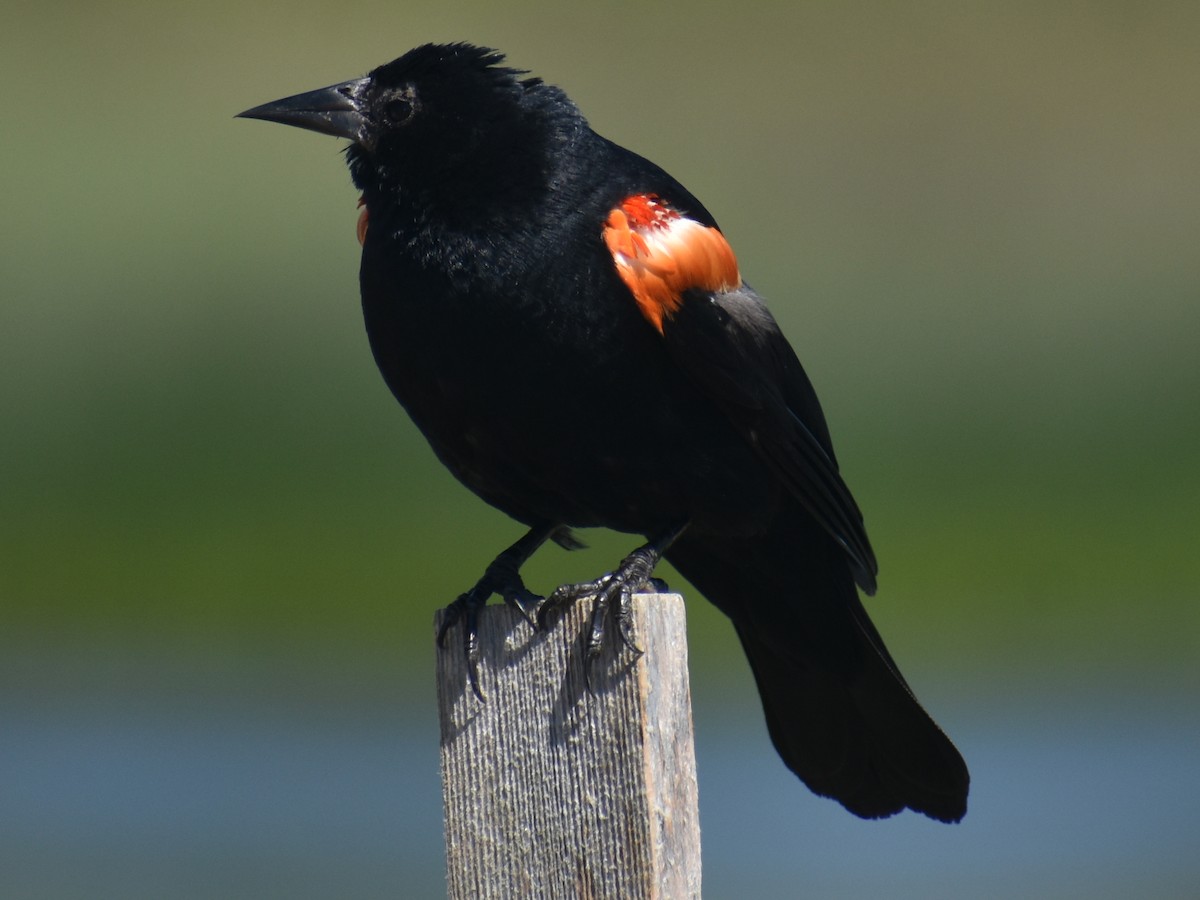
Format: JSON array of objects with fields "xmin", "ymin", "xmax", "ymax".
[
  {"xmin": 539, "ymin": 522, "xmax": 688, "ymax": 678},
  {"xmin": 438, "ymin": 522, "xmax": 572, "ymax": 699}
]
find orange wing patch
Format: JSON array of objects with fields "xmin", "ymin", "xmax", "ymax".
[
  {"xmin": 603, "ymin": 194, "xmax": 741, "ymax": 333},
  {"xmin": 356, "ymin": 196, "xmax": 369, "ymax": 245}
]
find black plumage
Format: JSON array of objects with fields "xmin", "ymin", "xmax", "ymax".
[{"xmin": 239, "ymin": 42, "xmax": 969, "ymax": 822}]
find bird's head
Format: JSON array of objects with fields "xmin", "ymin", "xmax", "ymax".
[{"xmin": 238, "ymin": 43, "xmax": 583, "ymax": 223}]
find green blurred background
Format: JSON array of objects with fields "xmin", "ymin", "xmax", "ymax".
[{"xmin": 2, "ymin": 2, "xmax": 1198, "ymax": 897}]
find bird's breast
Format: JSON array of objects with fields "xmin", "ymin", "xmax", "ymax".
[{"xmin": 355, "ymin": 228, "xmax": 777, "ymax": 535}]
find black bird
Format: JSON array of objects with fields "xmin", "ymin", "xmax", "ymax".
[{"xmin": 239, "ymin": 42, "xmax": 969, "ymax": 822}]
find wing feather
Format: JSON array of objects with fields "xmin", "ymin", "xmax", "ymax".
[
  {"xmin": 600, "ymin": 192, "xmax": 877, "ymax": 590},
  {"xmin": 660, "ymin": 285, "xmax": 878, "ymax": 593}
]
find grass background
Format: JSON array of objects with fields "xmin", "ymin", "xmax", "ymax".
[{"xmin": 4, "ymin": 0, "xmax": 1195, "ymax": 676}]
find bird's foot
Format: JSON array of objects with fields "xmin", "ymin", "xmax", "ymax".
[
  {"xmin": 540, "ymin": 567, "xmax": 644, "ymax": 661},
  {"xmin": 438, "ymin": 563, "xmax": 543, "ymax": 701},
  {"xmin": 538, "ymin": 525, "xmax": 686, "ymax": 688},
  {"xmin": 437, "ymin": 525, "xmax": 559, "ymax": 700}
]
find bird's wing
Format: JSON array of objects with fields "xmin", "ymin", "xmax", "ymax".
[{"xmin": 602, "ymin": 193, "xmax": 878, "ymax": 592}]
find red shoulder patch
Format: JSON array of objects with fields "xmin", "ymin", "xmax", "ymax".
[
  {"xmin": 603, "ymin": 194, "xmax": 741, "ymax": 333},
  {"xmin": 356, "ymin": 196, "xmax": 369, "ymax": 246}
]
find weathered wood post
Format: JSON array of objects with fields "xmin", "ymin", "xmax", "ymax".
[{"xmin": 435, "ymin": 592, "xmax": 701, "ymax": 899}]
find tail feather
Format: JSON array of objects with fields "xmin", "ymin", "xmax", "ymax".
[
  {"xmin": 667, "ymin": 513, "xmax": 969, "ymax": 822},
  {"xmin": 735, "ymin": 617, "xmax": 968, "ymax": 822}
]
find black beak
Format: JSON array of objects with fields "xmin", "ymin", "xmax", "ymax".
[{"xmin": 237, "ymin": 77, "xmax": 369, "ymax": 142}]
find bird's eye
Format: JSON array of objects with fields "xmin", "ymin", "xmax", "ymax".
[
  {"xmin": 385, "ymin": 98, "xmax": 411, "ymax": 121},
  {"xmin": 382, "ymin": 87, "xmax": 419, "ymax": 126}
]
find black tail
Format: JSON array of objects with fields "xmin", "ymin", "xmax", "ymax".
[{"xmin": 666, "ymin": 510, "xmax": 969, "ymax": 822}]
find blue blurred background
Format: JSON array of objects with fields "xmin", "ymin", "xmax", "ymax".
[{"xmin": 3, "ymin": 2, "xmax": 1198, "ymax": 896}]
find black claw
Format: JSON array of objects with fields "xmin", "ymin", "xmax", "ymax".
[
  {"xmin": 579, "ymin": 580, "xmax": 636, "ymax": 691},
  {"xmin": 462, "ymin": 595, "xmax": 485, "ymax": 700},
  {"xmin": 539, "ymin": 524, "xmax": 687, "ymax": 685},
  {"xmin": 507, "ymin": 586, "xmax": 543, "ymax": 629},
  {"xmin": 436, "ymin": 523, "xmax": 562, "ymax": 701},
  {"xmin": 438, "ymin": 588, "xmax": 488, "ymax": 699},
  {"xmin": 466, "ymin": 656, "xmax": 484, "ymax": 702},
  {"xmin": 444, "ymin": 576, "xmax": 534, "ymax": 702},
  {"xmin": 615, "ymin": 591, "xmax": 643, "ymax": 656},
  {"xmin": 441, "ymin": 523, "xmax": 685, "ymax": 699},
  {"xmin": 538, "ymin": 580, "xmax": 583, "ymax": 631},
  {"xmin": 586, "ymin": 589, "xmax": 612, "ymax": 658}
]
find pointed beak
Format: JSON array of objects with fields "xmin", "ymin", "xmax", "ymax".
[{"xmin": 237, "ymin": 77, "xmax": 369, "ymax": 142}]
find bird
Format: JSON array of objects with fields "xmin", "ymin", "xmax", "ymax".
[{"xmin": 238, "ymin": 42, "xmax": 969, "ymax": 822}]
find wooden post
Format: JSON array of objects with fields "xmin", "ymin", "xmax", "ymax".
[{"xmin": 435, "ymin": 592, "xmax": 701, "ymax": 899}]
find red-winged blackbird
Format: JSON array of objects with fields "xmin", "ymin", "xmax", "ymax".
[{"xmin": 239, "ymin": 42, "xmax": 968, "ymax": 822}]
